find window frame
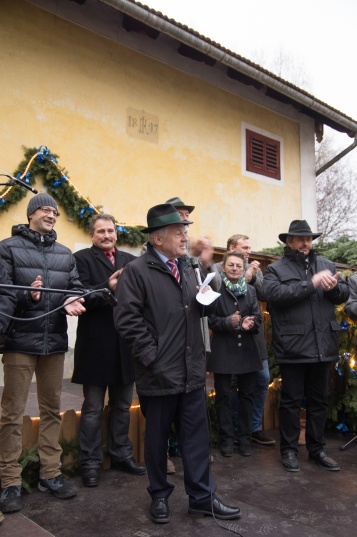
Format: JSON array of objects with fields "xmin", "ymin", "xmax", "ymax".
[
  {"xmin": 246, "ymin": 129, "xmax": 281, "ymax": 180},
  {"xmin": 242, "ymin": 123, "xmax": 284, "ymax": 186}
]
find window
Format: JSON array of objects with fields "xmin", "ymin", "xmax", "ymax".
[{"xmin": 246, "ymin": 129, "xmax": 281, "ymax": 180}]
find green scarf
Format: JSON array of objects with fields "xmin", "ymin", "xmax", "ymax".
[{"xmin": 221, "ymin": 272, "xmax": 247, "ymax": 297}]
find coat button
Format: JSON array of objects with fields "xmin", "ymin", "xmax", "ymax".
[
  {"xmin": 238, "ymin": 343, "xmax": 242, "ymax": 347},
  {"xmin": 238, "ymin": 334, "xmax": 242, "ymax": 338}
]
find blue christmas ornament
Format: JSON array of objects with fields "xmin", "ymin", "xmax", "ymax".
[
  {"xmin": 37, "ymin": 146, "xmax": 50, "ymax": 162},
  {"xmin": 80, "ymin": 206, "xmax": 95, "ymax": 218},
  {"xmin": 336, "ymin": 422, "xmax": 349, "ymax": 432},
  {"xmin": 339, "ymin": 320, "xmax": 351, "ymax": 331}
]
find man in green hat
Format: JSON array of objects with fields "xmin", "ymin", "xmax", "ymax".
[{"xmin": 114, "ymin": 203, "xmax": 241, "ymax": 524}]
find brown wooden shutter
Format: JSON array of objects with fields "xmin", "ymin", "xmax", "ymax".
[{"xmin": 246, "ymin": 129, "xmax": 281, "ymax": 180}]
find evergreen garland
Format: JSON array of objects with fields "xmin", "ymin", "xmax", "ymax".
[{"xmin": 0, "ymin": 146, "xmax": 147, "ymax": 247}]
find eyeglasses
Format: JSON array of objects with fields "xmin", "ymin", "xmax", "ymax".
[{"xmin": 40, "ymin": 206, "xmax": 60, "ymax": 217}]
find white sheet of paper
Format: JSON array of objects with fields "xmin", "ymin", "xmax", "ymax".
[{"xmin": 196, "ymin": 272, "xmax": 221, "ymax": 305}]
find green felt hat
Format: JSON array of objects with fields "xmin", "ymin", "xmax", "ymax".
[
  {"xmin": 165, "ymin": 197, "xmax": 195, "ymax": 214},
  {"xmin": 142, "ymin": 203, "xmax": 193, "ymax": 233}
]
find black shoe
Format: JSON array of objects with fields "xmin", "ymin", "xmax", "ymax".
[
  {"xmin": 111, "ymin": 457, "xmax": 146, "ymax": 475},
  {"xmin": 189, "ymin": 496, "xmax": 241, "ymax": 520},
  {"xmin": 220, "ymin": 446, "xmax": 233, "ymax": 457},
  {"xmin": 0, "ymin": 486, "xmax": 23, "ymax": 513},
  {"xmin": 239, "ymin": 444, "xmax": 251, "ymax": 457},
  {"xmin": 150, "ymin": 497, "xmax": 170, "ymax": 523},
  {"xmin": 38, "ymin": 474, "xmax": 77, "ymax": 498},
  {"xmin": 251, "ymin": 431, "xmax": 276, "ymax": 446},
  {"xmin": 281, "ymin": 450, "xmax": 300, "ymax": 472},
  {"xmin": 309, "ymin": 451, "xmax": 340, "ymax": 471},
  {"xmin": 82, "ymin": 468, "xmax": 99, "ymax": 487}
]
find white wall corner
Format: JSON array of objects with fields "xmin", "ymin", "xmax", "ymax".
[{"xmin": 300, "ymin": 116, "xmax": 318, "ymax": 229}]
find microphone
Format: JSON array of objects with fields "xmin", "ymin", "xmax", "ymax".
[
  {"xmin": 102, "ymin": 288, "xmax": 118, "ymax": 306},
  {"xmin": 190, "ymin": 257, "xmax": 203, "ymax": 286},
  {"xmin": 10, "ymin": 175, "xmax": 38, "ymax": 194},
  {"xmin": 0, "ymin": 173, "xmax": 38, "ymax": 194}
]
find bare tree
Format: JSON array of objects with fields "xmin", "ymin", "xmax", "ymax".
[
  {"xmin": 315, "ymin": 135, "xmax": 357, "ymax": 240},
  {"xmin": 248, "ymin": 48, "xmax": 357, "ymax": 241},
  {"xmin": 248, "ymin": 48, "xmax": 313, "ymax": 92}
]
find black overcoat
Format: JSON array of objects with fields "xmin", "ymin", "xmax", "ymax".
[
  {"xmin": 113, "ymin": 244, "xmax": 216, "ymax": 396},
  {"xmin": 263, "ymin": 249, "xmax": 349, "ymax": 364},
  {"xmin": 207, "ymin": 284, "xmax": 263, "ymax": 375},
  {"xmin": 72, "ymin": 245, "xmax": 135, "ymax": 386}
]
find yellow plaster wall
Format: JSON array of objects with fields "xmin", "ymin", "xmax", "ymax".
[{"xmin": 0, "ymin": 0, "xmax": 302, "ymax": 250}]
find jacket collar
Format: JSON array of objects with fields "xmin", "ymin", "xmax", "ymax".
[{"xmin": 12, "ymin": 223, "xmax": 57, "ymax": 246}]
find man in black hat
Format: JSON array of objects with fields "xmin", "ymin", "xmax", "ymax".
[
  {"xmin": 0, "ymin": 193, "xmax": 86, "ymax": 514},
  {"xmin": 113, "ymin": 203, "xmax": 241, "ymax": 524},
  {"xmin": 264, "ymin": 220, "xmax": 349, "ymax": 473}
]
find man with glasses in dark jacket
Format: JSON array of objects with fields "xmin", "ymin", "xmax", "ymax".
[
  {"xmin": 0, "ymin": 193, "xmax": 85, "ymax": 515},
  {"xmin": 0, "ymin": 259, "xmax": 16, "ymax": 339}
]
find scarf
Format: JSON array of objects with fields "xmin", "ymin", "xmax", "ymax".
[{"xmin": 221, "ymin": 272, "xmax": 247, "ymax": 297}]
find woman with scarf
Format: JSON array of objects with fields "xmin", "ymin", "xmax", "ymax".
[{"xmin": 207, "ymin": 251, "xmax": 263, "ymax": 457}]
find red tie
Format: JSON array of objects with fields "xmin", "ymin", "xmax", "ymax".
[
  {"xmin": 167, "ymin": 259, "xmax": 181, "ymax": 286},
  {"xmin": 105, "ymin": 250, "xmax": 115, "ymax": 266}
]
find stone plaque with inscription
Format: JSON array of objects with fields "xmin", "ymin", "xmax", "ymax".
[{"xmin": 126, "ymin": 108, "xmax": 159, "ymax": 143}]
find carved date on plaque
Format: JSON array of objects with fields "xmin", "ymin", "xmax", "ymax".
[{"xmin": 127, "ymin": 108, "xmax": 159, "ymax": 143}]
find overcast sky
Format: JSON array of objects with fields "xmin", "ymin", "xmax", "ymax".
[{"xmin": 145, "ymin": 0, "xmax": 357, "ymax": 156}]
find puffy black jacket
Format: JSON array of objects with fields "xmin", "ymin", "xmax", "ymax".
[
  {"xmin": 113, "ymin": 243, "xmax": 215, "ymax": 396},
  {"xmin": 0, "ymin": 258, "xmax": 17, "ymax": 336},
  {"xmin": 263, "ymin": 248, "xmax": 349, "ymax": 364},
  {"xmin": 0, "ymin": 224, "xmax": 84, "ymax": 355}
]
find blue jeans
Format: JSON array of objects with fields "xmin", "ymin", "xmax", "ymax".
[
  {"xmin": 79, "ymin": 383, "xmax": 134, "ymax": 468},
  {"xmin": 252, "ymin": 359, "xmax": 270, "ymax": 433},
  {"xmin": 231, "ymin": 359, "xmax": 270, "ymax": 434}
]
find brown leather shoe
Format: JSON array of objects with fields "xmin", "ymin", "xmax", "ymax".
[{"xmin": 167, "ymin": 456, "xmax": 176, "ymax": 474}]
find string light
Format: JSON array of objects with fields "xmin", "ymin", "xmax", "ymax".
[{"xmin": 1, "ymin": 145, "xmax": 141, "ymax": 233}]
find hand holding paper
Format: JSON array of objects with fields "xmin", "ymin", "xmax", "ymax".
[{"xmin": 196, "ymin": 272, "xmax": 221, "ymax": 305}]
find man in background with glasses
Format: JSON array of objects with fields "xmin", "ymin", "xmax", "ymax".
[{"xmin": 0, "ymin": 193, "xmax": 86, "ymax": 515}]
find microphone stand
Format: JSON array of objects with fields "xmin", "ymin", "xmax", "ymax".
[
  {"xmin": 0, "ymin": 284, "xmax": 117, "ymax": 305},
  {"xmin": 0, "ymin": 174, "xmax": 38, "ymax": 194}
]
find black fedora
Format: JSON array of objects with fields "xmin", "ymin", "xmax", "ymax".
[
  {"xmin": 165, "ymin": 197, "xmax": 195, "ymax": 214},
  {"xmin": 142, "ymin": 203, "xmax": 193, "ymax": 233},
  {"xmin": 279, "ymin": 220, "xmax": 321, "ymax": 243}
]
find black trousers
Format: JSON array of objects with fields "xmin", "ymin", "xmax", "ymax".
[
  {"xmin": 279, "ymin": 361, "xmax": 331, "ymax": 456},
  {"xmin": 214, "ymin": 372, "xmax": 256, "ymax": 447},
  {"xmin": 139, "ymin": 388, "xmax": 216, "ymax": 504}
]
